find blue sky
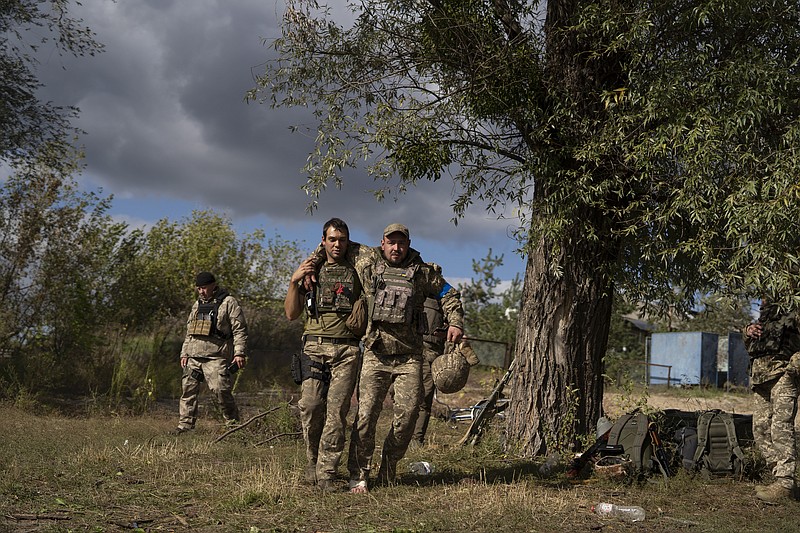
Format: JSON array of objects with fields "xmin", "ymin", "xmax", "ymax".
[{"xmin": 31, "ymin": 0, "xmax": 527, "ymax": 285}]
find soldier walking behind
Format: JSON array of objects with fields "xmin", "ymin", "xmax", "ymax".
[{"xmin": 176, "ymin": 272, "xmax": 247, "ymax": 433}]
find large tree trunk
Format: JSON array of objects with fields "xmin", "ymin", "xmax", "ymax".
[{"xmin": 506, "ymin": 226, "xmax": 614, "ymax": 456}]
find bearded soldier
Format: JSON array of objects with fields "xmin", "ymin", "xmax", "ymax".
[
  {"xmin": 285, "ymin": 218, "xmax": 363, "ymax": 491},
  {"xmin": 743, "ymin": 300, "xmax": 800, "ymax": 502},
  {"xmin": 335, "ymin": 224, "xmax": 464, "ymax": 493},
  {"xmin": 176, "ymin": 272, "xmax": 247, "ymax": 433}
]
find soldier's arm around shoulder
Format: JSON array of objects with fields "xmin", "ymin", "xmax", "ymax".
[{"xmin": 425, "ymin": 265, "xmax": 465, "ymax": 332}]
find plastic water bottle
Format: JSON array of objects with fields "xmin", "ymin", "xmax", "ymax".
[
  {"xmin": 408, "ymin": 461, "xmax": 434, "ymax": 475},
  {"xmin": 592, "ymin": 502, "xmax": 645, "ymax": 522}
]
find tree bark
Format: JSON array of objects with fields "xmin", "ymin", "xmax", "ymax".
[{"xmin": 506, "ymin": 224, "xmax": 614, "ymax": 456}]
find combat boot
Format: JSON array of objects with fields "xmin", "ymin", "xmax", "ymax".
[
  {"xmin": 756, "ymin": 480, "xmax": 794, "ymax": 503},
  {"xmin": 303, "ymin": 462, "xmax": 317, "ymax": 485},
  {"xmin": 376, "ymin": 460, "xmax": 397, "ymax": 486}
]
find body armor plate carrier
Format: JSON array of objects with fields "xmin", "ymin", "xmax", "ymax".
[
  {"xmin": 372, "ymin": 263, "xmax": 417, "ymax": 324},
  {"xmin": 187, "ymin": 289, "xmax": 232, "ymax": 340},
  {"xmin": 316, "ymin": 263, "xmax": 357, "ymax": 314}
]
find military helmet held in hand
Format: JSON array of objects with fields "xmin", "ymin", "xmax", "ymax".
[{"xmin": 431, "ymin": 349, "xmax": 470, "ymax": 394}]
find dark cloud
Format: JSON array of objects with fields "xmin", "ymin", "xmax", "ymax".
[{"xmin": 34, "ymin": 0, "xmax": 526, "ymax": 280}]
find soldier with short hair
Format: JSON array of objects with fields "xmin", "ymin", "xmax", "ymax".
[
  {"xmin": 176, "ymin": 272, "xmax": 247, "ymax": 433},
  {"xmin": 285, "ymin": 218, "xmax": 363, "ymax": 491},
  {"xmin": 743, "ymin": 299, "xmax": 800, "ymax": 502},
  {"xmin": 338, "ymin": 223, "xmax": 465, "ymax": 493}
]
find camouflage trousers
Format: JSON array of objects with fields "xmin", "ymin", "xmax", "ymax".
[
  {"xmin": 752, "ymin": 369, "xmax": 799, "ymax": 482},
  {"xmin": 298, "ymin": 339, "xmax": 361, "ymax": 482},
  {"xmin": 412, "ymin": 343, "xmax": 442, "ymax": 444},
  {"xmin": 179, "ymin": 357, "xmax": 239, "ymax": 429},
  {"xmin": 348, "ymin": 350, "xmax": 422, "ymax": 483}
]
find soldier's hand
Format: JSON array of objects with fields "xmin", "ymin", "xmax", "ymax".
[
  {"xmin": 290, "ymin": 258, "xmax": 316, "ymax": 284},
  {"xmin": 745, "ymin": 323, "xmax": 763, "ymax": 339},
  {"xmin": 233, "ymin": 355, "xmax": 246, "ymax": 369},
  {"xmin": 447, "ymin": 325, "xmax": 464, "ymax": 343}
]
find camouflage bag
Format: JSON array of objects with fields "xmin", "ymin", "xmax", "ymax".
[{"xmin": 345, "ymin": 296, "xmax": 368, "ymax": 337}]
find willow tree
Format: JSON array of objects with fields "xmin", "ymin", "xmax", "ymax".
[{"xmin": 252, "ymin": 0, "xmax": 800, "ymax": 455}]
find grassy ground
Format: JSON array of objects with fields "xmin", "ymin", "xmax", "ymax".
[{"xmin": 0, "ymin": 385, "xmax": 797, "ymax": 533}]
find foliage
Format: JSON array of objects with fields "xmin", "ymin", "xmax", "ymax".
[
  {"xmin": 0, "ymin": 149, "xmax": 134, "ymax": 393},
  {"xmin": 0, "ymin": 0, "xmax": 102, "ymax": 168},
  {"xmin": 254, "ymin": 0, "xmax": 800, "ymax": 311},
  {"xmin": 129, "ymin": 209, "xmax": 304, "ymax": 326},
  {"xmin": 253, "ymin": 0, "xmax": 800, "ymax": 452},
  {"xmin": 458, "ymin": 250, "xmax": 521, "ymax": 347},
  {"xmin": 0, "ymin": 162, "xmax": 304, "ymax": 398},
  {"xmin": 684, "ymin": 294, "xmax": 754, "ymax": 335},
  {"xmin": 604, "ymin": 296, "xmax": 649, "ymax": 384}
]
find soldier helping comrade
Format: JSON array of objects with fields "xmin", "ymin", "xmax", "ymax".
[
  {"xmin": 285, "ymin": 218, "xmax": 364, "ymax": 492},
  {"xmin": 176, "ymin": 272, "xmax": 247, "ymax": 433},
  {"xmin": 743, "ymin": 299, "xmax": 800, "ymax": 502},
  {"xmin": 332, "ymin": 223, "xmax": 465, "ymax": 493}
]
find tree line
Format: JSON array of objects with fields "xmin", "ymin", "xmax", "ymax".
[{"xmin": 0, "ymin": 155, "xmax": 306, "ymax": 404}]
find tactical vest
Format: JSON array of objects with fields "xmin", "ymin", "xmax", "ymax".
[
  {"xmin": 316, "ymin": 262, "xmax": 357, "ymax": 314},
  {"xmin": 747, "ymin": 304, "xmax": 800, "ymax": 359},
  {"xmin": 422, "ymin": 297, "xmax": 445, "ymax": 345},
  {"xmin": 372, "ymin": 263, "xmax": 417, "ymax": 324},
  {"xmin": 187, "ymin": 289, "xmax": 232, "ymax": 340}
]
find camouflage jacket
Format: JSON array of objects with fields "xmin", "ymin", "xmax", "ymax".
[
  {"xmin": 329, "ymin": 242, "xmax": 464, "ymax": 355},
  {"xmin": 743, "ymin": 303, "xmax": 800, "ymax": 385},
  {"xmin": 181, "ymin": 288, "xmax": 248, "ymax": 359}
]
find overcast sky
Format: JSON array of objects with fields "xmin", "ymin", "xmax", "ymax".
[{"xmin": 33, "ymin": 0, "xmax": 527, "ymax": 283}]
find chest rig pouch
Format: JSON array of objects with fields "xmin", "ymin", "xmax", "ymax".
[
  {"xmin": 372, "ymin": 263, "xmax": 417, "ymax": 324},
  {"xmin": 316, "ymin": 263, "xmax": 357, "ymax": 313},
  {"xmin": 187, "ymin": 290, "xmax": 231, "ymax": 340}
]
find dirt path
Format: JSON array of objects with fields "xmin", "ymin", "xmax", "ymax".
[{"xmin": 603, "ymin": 389, "xmax": 753, "ymax": 418}]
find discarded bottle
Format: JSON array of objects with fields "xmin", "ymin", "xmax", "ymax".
[
  {"xmin": 538, "ymin": 453, "xmax": 559, "ymax": 476},
  {"xmin": 592, "ymin": 502, "xmax": 645, "ymax": 522},
  {"xmin": 408, "ymin": 461, "xmax": 434, "ymax": 475}
]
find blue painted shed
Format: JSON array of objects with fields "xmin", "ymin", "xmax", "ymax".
[
  {"xmin": 726, "ymin": 332, "xmax": 749, "ymax": 387},
  {"xmin": 649, "ymin": 332, "xmax": 719, "ymax": 387}
]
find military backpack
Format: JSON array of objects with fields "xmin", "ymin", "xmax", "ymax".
[
  {"xmin": 691, "ymin": 410, "xmax": 746, "ymax": 476},
  {"xmin": 602, "ymin": 411, "xmax": 655, "ymax": 474}
]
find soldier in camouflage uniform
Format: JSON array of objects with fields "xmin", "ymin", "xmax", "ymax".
[
  {"xmin": 285, "ymin": 218, "xmax": 363, "ymax": 492},
  {"xmin": 743, "ymin": 300, "xmax": 800, "ymax": 502},
  {"xmin": 176, "ymin": 272, "xmax": 247, "ymax": 433},
  {"xmin": 413, "ymin": 294, "xmax": 446, "ymax": 445},
  {"xmin": 340, "ymin": 223, "xmax": 465, "ymax": 493}
]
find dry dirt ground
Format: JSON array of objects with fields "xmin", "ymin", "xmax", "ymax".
[{"xmin": 603, "ymin": 387, "xmax": 754, "ymax": 419}]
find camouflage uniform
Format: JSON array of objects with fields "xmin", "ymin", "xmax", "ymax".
[
  {"xmin": 743, "ymin": 303, "xmax": 800, "ymax": 491},
  {"xmin": 343, "ymin": 243, "xmax": 464, "ymax": 485},
  {"xmin": 297, "ymin": 261, "xmax": 362, "ymax": 485},
  {"xmin": 179, "ymin": 287, "xmax": 247, "ymax": 429},
  {"xmin": 414, "ymin": 297, "xmax": 446, "ymax": 444}
]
